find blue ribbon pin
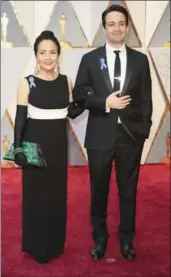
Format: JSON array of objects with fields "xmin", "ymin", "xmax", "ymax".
[
  {"xmin": 100, "ymin": 58, "xmax": 107, "ymax": 70},
  {"xmin": 29, "ymin": 76, "xmax": 36, "ymax": 88}
]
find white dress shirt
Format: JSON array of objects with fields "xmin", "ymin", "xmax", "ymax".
[{"xmin": 105, "ymin": 42, "xmax": 127, "ymax": 122}]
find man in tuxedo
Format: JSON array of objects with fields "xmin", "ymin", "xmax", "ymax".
[{"xmin": 73, "ymin": 4, "xmax": 152, "ymax": 261}]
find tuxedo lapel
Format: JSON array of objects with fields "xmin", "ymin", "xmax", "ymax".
[
  {"xmin": 98, "ymin": 46, "xmax": 113, "ymax": 93},
  {"xmin": 97, "ymin": 45, "xmax": 133, "ymax": 95},
  {"xmin": 121, "ymin": 46, "xmax": 133, "ymax": 96}
]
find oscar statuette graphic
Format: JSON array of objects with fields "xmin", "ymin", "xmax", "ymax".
[
  {"xmin": 163, "ymin": 19, "xmax": 170, "ymax": 47},
  {"xmin": 1, "ymin": 13, "xmax": 13, "ymax": 48},
  {"xmin": 59, "ymin": 13, "xmax": 72, "ymax": 48},
  {"xmin": 1, "ymin": 135, "xmax": 14, "ymax": 168},
  {"xmin": 161, "ymin": 132, "xmax": 171, "ymax": 164}
]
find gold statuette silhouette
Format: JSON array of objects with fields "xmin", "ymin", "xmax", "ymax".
[
  {"xmin": 1, "ymin": 135, "xmax": 15, "ymax": 167},
  {"xmin": 1, "ymin": 13, "xmax": 13, "ymax": 48},
  {"xmin": 59, "ymin": 13, "xmax": 72, "ymax": 48},
  {"xmin": 161, "ymin": 132, "xmax": 171, "ymax": 164},
  {"xmin": 163, "ymin": 20, "xmax": 170, "ymax": 47}
]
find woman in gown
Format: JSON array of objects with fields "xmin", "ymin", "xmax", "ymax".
[{"xmin": 13, "ymin": 30, "xmax": 84, "ymax": 264}]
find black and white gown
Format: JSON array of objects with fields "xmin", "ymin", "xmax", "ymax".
[{"xmin": 22, "ymin": 74, "xmax": 69, "ymax": 259}]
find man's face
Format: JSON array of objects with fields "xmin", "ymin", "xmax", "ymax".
[{"xmin": 104, "ymin": 11, "xmax": 128, "ymax": 45}]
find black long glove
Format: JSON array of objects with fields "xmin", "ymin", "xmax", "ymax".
[
  {"xmin": 14, "ymin": 105, "xmax": 28, "ymax": 167},
  {"xmin": 67, "ymin": 102, "xmax": 85, "ymax": 119}
]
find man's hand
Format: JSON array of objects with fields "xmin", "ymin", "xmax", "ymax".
[{"xmin": 106, "ymin": 91, "xmax": 131, "ymax": 109}]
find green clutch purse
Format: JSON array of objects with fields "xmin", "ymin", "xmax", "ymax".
[{"xmin": 4, "ymin": 141, "xmax": 47, "ymax": 168}]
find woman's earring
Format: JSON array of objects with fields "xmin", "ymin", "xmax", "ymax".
[
  {"xmin": 55, "ymin": 64, "xmax": 60, "ymax": 73},
  {"xmin": 34, "ymin": 64, "xmax": 40, "ymax": 75}
]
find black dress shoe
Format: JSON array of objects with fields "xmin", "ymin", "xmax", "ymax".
[
  {"xmin": 34, "ymin": 256, "xmax": 49, "ymax": 264},
  {"xmin": 120, "ymin": 244, "xmax": 136, "ymax": 260},
  {"xmin": 91, "ymin": 243, "xmax": 107, "ymax": 261}
]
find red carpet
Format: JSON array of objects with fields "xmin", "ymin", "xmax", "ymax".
[{"xmin": 2, "ymin": 165, "xmax": 170, "ymax": 277}]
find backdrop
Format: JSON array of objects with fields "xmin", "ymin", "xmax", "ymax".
[{"xmin": 1, "ymin": 0, "xmax": 170, "ymax": 166}]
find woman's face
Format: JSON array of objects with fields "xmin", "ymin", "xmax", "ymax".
[{"xmin": 36, "ymin": 39, "xmax": 59, "ymax": 72}]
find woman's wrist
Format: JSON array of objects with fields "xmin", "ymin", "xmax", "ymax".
[{"xmin": 14, "ymin": 147, "xmax": 23, "ymax": 155}]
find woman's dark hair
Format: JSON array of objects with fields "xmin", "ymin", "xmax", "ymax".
[
  {"xmin": 102, "ymin": 4, "xmax": 129, "ymax": 28},
  {"xmin": 34, "ymin": 30, "xmax": 61, "ymax": 56}
]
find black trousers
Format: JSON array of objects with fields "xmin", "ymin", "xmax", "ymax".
[{"xmin": 87, "ymin": 124, "xmax": 144, "ymax": 246}]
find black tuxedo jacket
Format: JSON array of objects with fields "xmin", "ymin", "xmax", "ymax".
[{"xmin": 73, "ymin": 45, "xmax": 152, "ymax": 151}]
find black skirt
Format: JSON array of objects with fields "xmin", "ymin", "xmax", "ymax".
[{"xmin": 22, "ymin": 117, "xmax": 68, "ymax": 258}]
